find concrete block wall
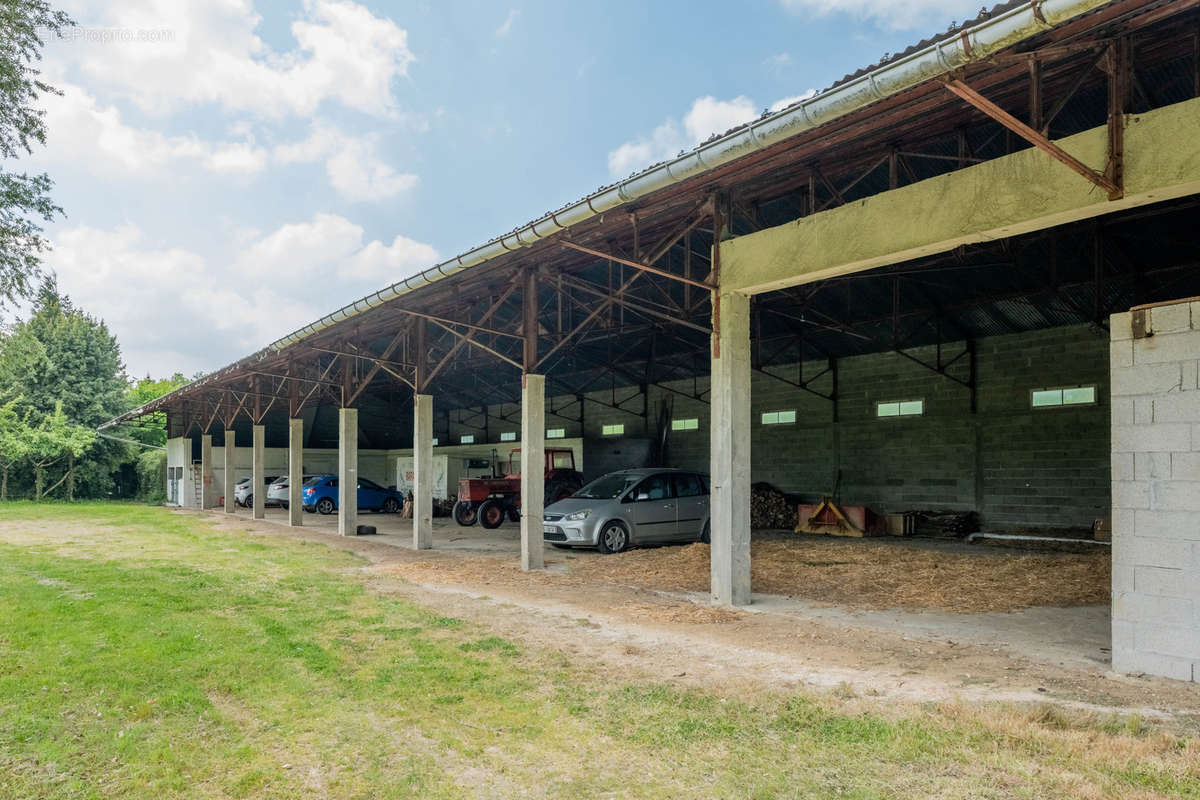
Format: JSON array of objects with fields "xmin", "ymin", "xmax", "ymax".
[
  {"xmin": 1111, "ymin": 301, "xmax": 1200, "ymax": 683},
  {"xmin": 977, "ymin": 326, "xmax": 1111, "ymax": 527},
  {"xmin": 647, "ymin": 324, "xmax": 1107, "ymax": 528},
  {"xmin": 417, "ymin": 324, "xmax": 1110, "ymax": 530}
]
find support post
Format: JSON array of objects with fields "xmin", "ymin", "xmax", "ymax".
[
  {"xmin": 520, "ymin": 374, "xmax": 545, "ymax": 570},
  {"xmin": 223, "ymin": 429, "xmax": 236, "ymax": 513},
  {"xmin": 338, "ymin": 407, "xmax": 358, "ymax": 536},
  {"xmin": 288, "ymin": 418, "xmax": 303, "ymax": 526},
  {"xmin": 413, "ymin": 393, "xmax": 433, "ymax": 550},
  {"xmin": 710, "ymin": 292, "xmax": 751, "ymax": 606},
  {"xmin": 252, "ymin": 424, "xmax": 265, "ymax": 520},
  {"xmin": 201, "ymin": 433, "xmax": 215, "ymax": 509}
]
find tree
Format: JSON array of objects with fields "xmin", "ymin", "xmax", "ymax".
[
  {"xmin": 124, "ymin": 372, "xmax": 189, "ymax": 447},
  {"xmin": 0, "ymin": 279, "xmax": 126, "ymax": 497},
  {"xmin": 0, "ymin": 2, "xmax": 72, "ymax": 310},
  {"xmin": 1, "ymin": 279, "xmax": 126, "ymax": 425},
  {"xmin": 0, "ymin": 398, "xmax": 31, "ymax": 500},
  {"xmin": 27, "ymin": 400, "xmax": 94, "ymax": 500}
]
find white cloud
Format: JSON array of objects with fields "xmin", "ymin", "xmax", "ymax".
[
  {"xmin": 56, "ymin": 0, "xmax": 416, "ymax": 118},
  {"xmin": 341, "ymin": 234, "xmax": 439, "ymax": 282},
  {"xmin": 47, "ymin": 215, "xmax": 438, "ymax": 376},
  {"xmin": 777, "ymin": 0, "xmax": 983, "ymax": 30},
  {"xmin": 42, "ymin": 81, "xmax": 268, "ymax": 175},
  {"xmin": 43, "ymin": 224, "xmax": 317, "ymax": 376},
  {"xmin": 607, "ymin": 120, "xmax": 684, "ymax": 177},
  {"xmin": 607, "ymin": 91, "xmax": 830, "ymax": 176},
  {"xmin": 606, "ymin": 95, "xmax": 759, "ymax": 177},
  {"xmin": 235, "ymin": 213, "xmax": 437, "ymax": 282},
  {"xmin": 769, "ymin": 89, "xmax": 818, "ymax": 112},
  {"xmin": 495, "ymin": 9, "xmax": 520, "ymax": 37},
  {"xmin": 274, "ymin": 123, "xmax": 419, "ymax": 202},
  {"xmin": 236, "ymin": 213, "xmax": 365, "ymax": 277},
  {"xmin": 682, "ymin": 95, "xmax": 757, "ymax": 143}
]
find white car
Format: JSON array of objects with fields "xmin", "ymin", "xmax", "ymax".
[
  {"xmin": 267, "ymin": 475, "xmax": 316, "ymax": 510},
  {"xmin": 234, "ymin": 475, "xmax": 278, "ymax": 508}
]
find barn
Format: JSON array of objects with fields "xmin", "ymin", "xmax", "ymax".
[{"xmin": 105, "ymin": 0, "xmax": 1200, "ymax": 682}]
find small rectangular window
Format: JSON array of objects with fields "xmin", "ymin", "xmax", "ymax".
[
  {"xmin": 500, "ymin": 431, "xmax": 516, "ymax": 442},
  {"xmin": 1063, "ymin": 386, "xmax": 1096, "ymax": 405},
  {"xmin": 460, "ymin": 434, "xmax": 475, "ymax": 444},
  {"xmin": 602, "ymin": 423, "xmax": 624, "ymax": 436},
  {"xmin": 546, "ymin": 428, "xmax": 565, "ymax": 439},
  {"xmin": 1032, "ymin": 385, "xmax": 1096, "ymax": 408},
  {"xmin": 876, "ymin": 399, "xmax": 924, "ymax": 418},
  {"xmin": 671, "ymin": 417, "xmax": 700, "ymax": 431},
  {"xmin": 761, "ymin": 410, "xmax": 796, "ymax": 425}
]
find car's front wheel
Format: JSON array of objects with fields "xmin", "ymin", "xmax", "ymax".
[
  {"xmin": 597, "ymin": 521, "xmax": 629, "ymax": 554},
  {"xmin": 382, "ymin": 497, "xmax": 400, "ymax": 514},
  {"xmin": 316, "ymin": 497, "xmax": 336, "ymax": 515}
]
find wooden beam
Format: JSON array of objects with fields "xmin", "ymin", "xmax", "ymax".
[
  {"xmin": 523, "ymin": 268, "xmax": 539, "ymax": 371},
  {"xmin": 941, "ymin": 77, "xmax": 1121, "ymax": 199},
  {"xmin": 346, "ymin": 324, "xmax": 412, "ymax": 406},
  {"xmin": 559, "ymin": 240, "xmax": 715, "ymax": 290},
  {"xmin": 424, "ymin": 282, "xmax": 518, "ymax": 387}
]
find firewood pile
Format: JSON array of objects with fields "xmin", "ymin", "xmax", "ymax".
[
  {"xmin": 910, "ymin": 509, "xmax": 980, "ymax": 537},
  {"xmin": 751, "ymin": 482, "xmax": 796, "ymax": 530}
]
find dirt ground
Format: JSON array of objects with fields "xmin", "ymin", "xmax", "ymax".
[
  {"xmin": 190, "ymin": 508, "xmax": 1200, "ymax": 726},
  {"xmin": 411, "ymin": 537, "xmax": 1110, "ymax": 613}
]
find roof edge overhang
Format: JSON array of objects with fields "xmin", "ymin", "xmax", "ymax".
[{"xmin": 101, "ymin": 0, "xmax": 1115, "ymax": 430}]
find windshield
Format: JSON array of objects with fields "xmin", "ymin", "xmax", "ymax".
[
  {"xmin": 573, "ymin": 473, "xmax": 640, "ymax": 500},
  {"xmin": 303, "ymin": 476, "xmax": 328, "ymax": 487}
]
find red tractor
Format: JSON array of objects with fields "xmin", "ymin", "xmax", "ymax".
[{"xmin": 453, "ymin": 448, "xmax": 584, "ymax": 529}]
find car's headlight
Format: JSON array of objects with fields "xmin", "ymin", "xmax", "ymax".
[{"xmin": 565, "ymin": 509, "xmax": 591, "ymax": 521}]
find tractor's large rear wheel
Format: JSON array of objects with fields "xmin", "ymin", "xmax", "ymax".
[
  {"xmin": 544, "ymin": 479, "xmax": 578, "ymax": 505},
  {"xmin": 478, "ymin": 499, "xmax": 506, "ymax": 530},
  {"xmin": 453, "ymin": 500, "xmax": 477, "ymax": 526}
]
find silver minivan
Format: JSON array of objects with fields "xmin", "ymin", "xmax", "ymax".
[{"xmin": 543, "ymin": 468, "xmax": 710, "ymax": 554}]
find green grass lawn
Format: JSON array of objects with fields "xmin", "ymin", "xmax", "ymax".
[{"xmin": 0, "ymin": 502, "xmax": 1196, "ymax": 799}]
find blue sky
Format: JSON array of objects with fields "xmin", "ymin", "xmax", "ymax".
[{"xmin": 23, "ymin": 0, "xmax": 985, "ymax": 378}]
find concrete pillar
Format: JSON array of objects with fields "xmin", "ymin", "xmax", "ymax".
[
  {"xmin": 1110, "ymin": 301, "xmax": 1200, "ymax": 683},
  {"xmin": 252, "ymin": 424, "xmax": 265, "ymax": 520},
  {"xmin": 223, "ymin": 429, "xmax": 236, "ymax": 513},
  {"xmin": 338, "ymin": 407, "xmax": 358, "ymax": 536},
  {"xmin": 200, "ymin": 434, "xmax": 214, "ymax": 509},
  {"xmin": 710, "ymin": 292, "xmax": 752, "ymax": 606},
  {"xmin": 413, "ymin": 394, "xmax": 434, "ymax": 550},
  {"xmin": 288, "ymin": 418, "xmax": 303, "ymax": 526},
  {"xmin": 520, "ymin": 374, "xmax": 545, "ymax": 570}
]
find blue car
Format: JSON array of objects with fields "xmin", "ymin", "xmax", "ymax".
[{"xmin": 301, "ymin": 474, "xmax": 404, "ymax": 515}]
